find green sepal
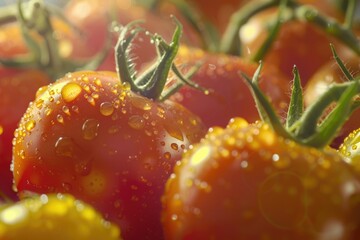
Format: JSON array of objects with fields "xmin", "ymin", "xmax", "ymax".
[
  {"xmin": 160, "ymin": 60, "xmax": 204, "ymax": 100},
  {"xmin": 241, "ymin": 64, "xmax": 293, "ymax": 140},
  {"xmin": 115, "ymin": 16, "xmax": 193, "ymax": 100},
  {"xmin": 330, "ymin": 43, "xmax": 353, "ymax": 81},
  {"xmin": 114, "ymin": 20, "xmax": 144, "ymax": 92},
  {"xmin": 286, "ymin": 66, "xmax": 303, "ymax": 130}
]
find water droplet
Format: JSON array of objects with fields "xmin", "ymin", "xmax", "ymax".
[
  {"xmin": 94, "ymin": 78, "xmax": 102, "ymax": 87},
  {"xmin": 164, "ymin": 124, "xmax": 184, "ymax": 141},
  {"xmin": 55, "ymin": 137, "xmax": 76, "ymax": 158},
  {"xmin": 25, "ymin": 120, "xmax": 36, "ymax": 131},
  {"xmin": 131, "ymin": 96, "xmax": 152, "ymax": 110},
  {"xmin": 128, "ymin": 115, "xmax": 145, "ymax": 130},
  {"xmin": 82, "ymin": 119, "xmax": 100, "ymax": 140},
  {"xmin": 61, "ymin": 82, "xmax": 82, "ymax": 102},
  {"xmin": 35, "ymin": 86, "xmax": 48, "ymax": 98},
  {"xmin": 100, "ymin": 102, "xmax": 114, "ymax": 116},
  {"xmin": 171, "ymin": 143, "xmax": 179, "ymax": 151},
  {"xmin": 57, "ymin": 114, "xmax": 64, "ymax": 124},
  {"xmin": 84, "ymin": 94, "xmax": 96, "ymax": 106},
  {"xmin": 71, "ymin": 105, "xmax": 79, "ymax": 113},
  {"xmin": 35, "ymin": 99, "xmax": 44, "ymax": 109},
  {"xmin": 164, "ymin": 152, "xmax": 171, "ymax": 159},
  {"xmin": 62, "ymin": 106, "xmax": 71, "ymax": 116}
]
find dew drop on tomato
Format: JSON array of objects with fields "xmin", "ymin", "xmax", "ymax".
[
  {"xmin": 82, "ymin": 119, "xmax": 100, "ymax": 140},
  {"xmin": 99, "ymin": 102, "xmax": 114, "ymax": 116},
  {"xmin": 128, "ymin": 115, "xmax": 145, "ymax": 130},
  {"xmin": 171, "ymin": 143, "xmax": 178, "ymax": 151},
  {"xmin": 25, "ymin": 120, "xmax": 36, "ymax": 132},
  {"xmin": 131, "ymin": 95, "xmax": 152, "ymax": 111},
  {"xmin": 55, "ymin": 137, "xmax": 76, "ymax": 158},
  {"xmin": 61, "ymin": 82, "xmax": 82, "ymax": 102},
  {"xmin": 62, "ymin": 106, "xmax": 71, "ymax": 116},
  {"xmin": 56, "ymin": 114, "xmax": 64, "ymax": 124}
]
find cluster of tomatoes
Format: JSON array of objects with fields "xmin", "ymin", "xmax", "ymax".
[{"xmin": 1, "ymin": 0, "xmax": 360, "ymax": 239}]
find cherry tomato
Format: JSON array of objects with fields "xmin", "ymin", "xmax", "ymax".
[
  {"xmin": 166, "ymin": 45, "xmax": 290, "ymax": 128},
  {"xmin": 12, "ymin": 69, "xmax": 207, "ymax": 240},
  {"xmin": 0, "ymin": 3, "xmax": 101, "ymax": 200},
  {"xmin": 239, "ymin": 3, "xmax": 350, "ymax": 83},
  {"xmin": 64, "ymin": 0, "xmax": 203, "ymax": 71},
  {"xmin": 0, "ymin": 193, "xmax": 121, "ymax": 240},
  {"xmin": 162, "ymin": 118, "xmax": 360, "ymax": 239}
]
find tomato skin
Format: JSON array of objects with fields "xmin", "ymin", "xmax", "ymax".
[
  {"xmin": 12, "ymin": 71, "xmax": 207, "ymax": 240},
  {"xmin": 167, "ymin": 45, "xmax": 289, "ymax": 128},
  {"xmin": 162, "ymin": 118, "xmax": 360, "ymax": 239},
  {"xmin": 65, "ymin": 0, "xmax": 203, "ymax": 71},
  {"xmin": 304, "ymin": 55, "xmax": 360, "ymax": 148}
]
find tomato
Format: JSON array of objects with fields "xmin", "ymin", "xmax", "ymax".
[
  {"xmin": 238, "ymin": 5, "xmax": 350, "ymax": 84},
  {"xmin": 186, "ymin": 0, "xmax": 249, "ymax": 33},
  {"xmin": 166, "ymin": 45, "xmax": 290, "ymax": 128},
  {"xmin": 12, "ymin": 70, "xmax": 206, "ymax": 240},
  {"xmin": 0, "ymin": 193, "xmax": 121, "ymax": 240},
  {"xmin": 0, "ymin": 2, "xmax": 102, "ymax": 200},
  {"xmin": 304, "ymin": 54, "xmax": 360, "ymax": 148},
  {"xmin": 64, "ymin": 0, "xmax": 203, "ymax": 71},
  {"xmin": 162, "ymin": 118, "xmax": 360, "ymax": 239}
]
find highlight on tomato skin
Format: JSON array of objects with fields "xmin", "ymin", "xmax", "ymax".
[
  {"xmin": 161, "ymin": 118, "xmax": 360, "ymax": 239},
  {"xmin": 11, "ymin": 70, "xmax": 207, "ymax": 240}
]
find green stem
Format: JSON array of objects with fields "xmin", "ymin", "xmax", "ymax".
[
  {"xmin": 220, "ymin": 0, "xmax": 286, "ymax": 55},
  {"xmin": 343, "ymin": 0, "xmax": 356, "ymax": 29},
  {"xmin": 295, "ymin": 4, "xmax": 360, "ymax": 55},
  {"xmin": 252, "ymin": 0, "xmax": 288, "ymax": 62}
]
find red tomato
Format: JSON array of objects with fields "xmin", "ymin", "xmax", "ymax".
[
  {"xmin": 166, "ymin": 45, "xmax": 290, "ymax": 128},
  {"xmin": 162, "ymin": 118, "xmax": 360, "ymax": 239},
  {"xmin": 238, "ymin": 4, "xmax": 350, "ymax": 83},
  {"xmin": 64, "ymin": 0, "xmax": 203, "ymax": 71},
  {"xmin": 0, "ymin": 5, "xmax": 100, "ymax": 200},
  {"xmin": 12, "ymin": 70, "xmax": 207, "ymax": 240},
  {"xmin": 304, "ymin": 54, "xmax": 360, "ymax": 148}
]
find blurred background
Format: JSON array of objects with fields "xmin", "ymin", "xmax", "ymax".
[{"xmin": 0, "ymin": 0, "xmax": 68, "ymax": 6}]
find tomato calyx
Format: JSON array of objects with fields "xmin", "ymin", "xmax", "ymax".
[
  {"xmin": 115, "ymin": 16, "xmax": 207, "ymax": 100},
  {"xmin": 220, "ymin": 0, "xmax": 360, "ymax": 58},
  {"xmin": 242, "ymin": 45, "xmax": 360, "ymax": 148},
  {"xmin": 0, "ymin": 0, "xmax": 112, "ymax": 80}
]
